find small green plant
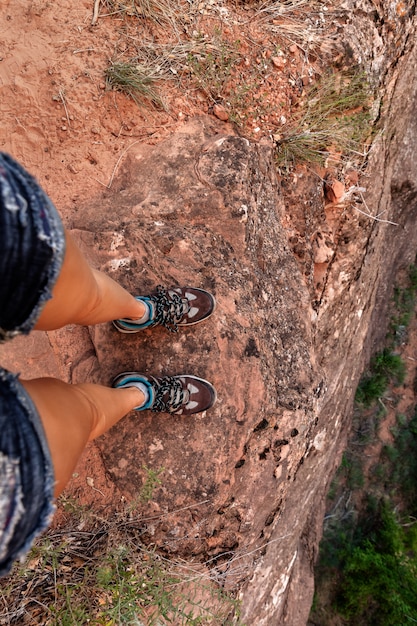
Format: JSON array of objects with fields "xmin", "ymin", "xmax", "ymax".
[
  {"xmin": 140, "ymin": 464, "xmax": 164, "ymax": 502},
  {"xmin": 391, "ymin": 262, "xmax": 417, "ymax": 340},
  {"xmin": 373, "ymin": 350, "xmax": 406, "ymax": 384},
  {"xmin": 326, "ymin": 477, "xmax": 338, "ymax": 500},
  {"xmin": 105, "ymin": 60, "xmax": 165, "ymax": 109},
  {"xmin": 381, "ymin": 408, "xmax": 417, "ymax": 512},
  {"xmin": 338, "ymin": 451, "xmax": 365, "ymax": 490},
  {"xmin": 186, "ymin": 34, "xmax": 240, "ymax": 103},
  {"xmin": 354, "ymin": 371, "xmax": 387, "ymax": 407},
  {"xmin": 103, "ymin": 0, "xmax": 180, "ymax": 27}
]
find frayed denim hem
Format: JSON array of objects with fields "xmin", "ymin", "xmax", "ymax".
[
  {"xmin": 0, "ymin": 370, "xmax": 56, "ymax": 577},
  {"xmin": 0, "ymin": 153, "xmax": 66, "ymax": 343}
]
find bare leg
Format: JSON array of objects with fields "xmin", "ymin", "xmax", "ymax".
[
  {"xmin": 27, "ymin": 229, "xmax": 151, "ymax": 496},
  {"xmin": 35, "ymin": 229, "xmax": 146, "ymax": 330},
  {"xmin": 21, "ymin": 378, "xmax": 145, "ymax": 497},
  {"xmin": 24, "ymin": 228, "xmax": 203, "ymax": 498},
  {"xmin": 3, "ymin": 170, "xmax": 212, "ymax": 511}
]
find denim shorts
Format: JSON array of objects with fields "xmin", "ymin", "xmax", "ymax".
[{"xmin": 0, "ymin": 153, "xmax": 65, "ymax": 575}]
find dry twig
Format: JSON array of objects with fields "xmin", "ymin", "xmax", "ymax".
[{"xmin": 92, "ymin": 0, "xmax": 100, "ymax": 25}]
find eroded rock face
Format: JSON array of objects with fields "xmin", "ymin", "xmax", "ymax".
[
  {"xmin": 336, "ymin": 0, "xmax": 416, "ymax": 83},
  {"xmin": 273, "ymin": 14, "xmax": 417, "ymax": 626}
]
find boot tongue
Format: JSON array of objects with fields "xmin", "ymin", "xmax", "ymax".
[
  {"xmin": 171, "ymin": 296, "xmax": 188, "ymax": 323},
  {"xmin": 166, "ymin": 382, "xmax": 189, "ymax": 411}
]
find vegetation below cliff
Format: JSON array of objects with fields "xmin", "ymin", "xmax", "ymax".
[{"xmin": 310, "ymin": 263, "xmax": 417, "ymax": 625}]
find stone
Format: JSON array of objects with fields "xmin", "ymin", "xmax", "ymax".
[
  {"xmin": 271, "ymin": 56, "xmax": 285, "ymax": 68},
  {"xmin": 212, "ymin": 104, "xmax": 229, "ymax": 121},
  {"xmin": 312, "ymin": 232, "xmax": 334, "ymax": 264},
  {"xmin": 324, "ymin": 178, "xmax": 345, "ymax": 203},
  {"xmin": 346, "ymin": 168, "xmax": 359, "ymax": 185}
]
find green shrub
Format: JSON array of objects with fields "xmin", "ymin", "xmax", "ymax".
[
  {"xmin": 355, "ymin": 349, "xmax": 405, "ymax": 407},
  {"xmin": 390, "ymin": 262, "xmax": 417, "ymax": 342},
  {"xmin": 373, "ymin": 350, "xmax": 406, "ymax": 385},
  {"xmin": 274, "ymin": 69, "xmax": 373, "ymax": 168},
  {"xmin": 382, "ymin": 409, "xmax": 417, "ymax": 512},
  {"xmin": 337, "ymin": 503, "xmax": 417, "ymax": 625},
  {"xmin": 105, "ymin": 60, "xmax": 165, "ymax": 109},
  {"xmin": 355, "ymin": 371, "xmax": 388, "ymax": 407}
]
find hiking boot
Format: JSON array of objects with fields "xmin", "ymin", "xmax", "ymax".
[
  {"xmin": 112, "ymin": 372, "xmax": 217, "ymax": 416},
  {"xmin": 113, "ymin": 285, "xmax": 216, "ymax": 333}
]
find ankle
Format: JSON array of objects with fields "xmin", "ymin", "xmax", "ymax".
[
  {"xmin": 118, "ymin": 385, "xmax": 147, "ymax": 410},
  {"xmin": 129, "ymin": 297, "xmax": 148, "ymax": 320}
]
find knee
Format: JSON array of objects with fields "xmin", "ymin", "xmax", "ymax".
[
  {"xmin": 72, "ymin": 277, "xmax": 103, "ymax": 326},
  {"xmin": 72, "ymin": 383, "xmax": 104, "ymax": 437}
]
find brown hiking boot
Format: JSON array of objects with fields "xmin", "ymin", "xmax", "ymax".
[
  {"xmin": 112, "ymin": 372, "xmax": 217, "ymax": 416},
  {"xmin": 113, "ymin": 285, "xmax": 216, "ymax": 333}
]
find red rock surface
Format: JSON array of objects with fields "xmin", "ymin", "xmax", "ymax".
[{"xmin": 55, "ymin": 117, "xmax": 320, "ymax": 562}]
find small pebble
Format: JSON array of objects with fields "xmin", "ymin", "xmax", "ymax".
[
  {"xmin": 272, "ymin": 56, "xmax": 285, "ymax": 68},
  {"xmin": 213, "ymin": 104, "xmax": 229, "ymax": 121}
]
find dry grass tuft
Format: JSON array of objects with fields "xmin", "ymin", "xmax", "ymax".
[
  {"xmin": 274, "ymin": 70, "xmax": 374, "ymax": 169},
  {"xmin": 0, "ymin": 502, "xmax": 240, "ymax": 625},
  {"xmin": 105, "ymin": 60, "xmax": 166, "ymax": 109}
]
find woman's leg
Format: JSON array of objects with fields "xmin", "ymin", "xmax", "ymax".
[
  {"xmin": 19, "ymin": 230, "xmax": 152, "ymax": 497},
  {"xmin": 21, "ymin": 378, "xmax": 145, "ymax": 497},
  {"xmin": 1, "ymin": 154, "xmax": 215, "ymax": 530},
  {"xmin": 34, "ymin": 229, "xmax": 216, "ymax": 333},
  {"xmin": 26, "ymin": 227, "xmax": 215, "ymax": 498},
  {"xmin": 21, "ymin": 374, "xmax": 215, "ymax": 498},
  {"xmin": 34, "ymin": 229, "xmax": 146, "ymax": 330}
]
